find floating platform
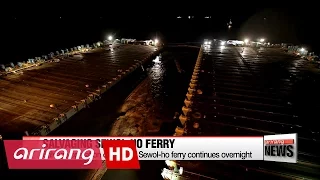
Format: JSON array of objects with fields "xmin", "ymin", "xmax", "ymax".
[
  {"xmin": 0, "ymin": 44, "xmax": 159, "ymax": 136},
  {"xmin": 179, "ymin": 45, "xmax": 320, "ymax": 179}
]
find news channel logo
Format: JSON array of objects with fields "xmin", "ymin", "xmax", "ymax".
[{"xmin": 264, "ymin": 133, "xmax": 297, "ymax": 163}]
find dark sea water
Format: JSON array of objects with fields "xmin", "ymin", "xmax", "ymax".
[{"xmin": 102, "ymin": 47, "xmax": 199, "ymax": 180}]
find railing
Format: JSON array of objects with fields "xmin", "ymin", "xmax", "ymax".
[{"xmin": 161, "ymin": 46, "xmax": 217, "ymax": 180}]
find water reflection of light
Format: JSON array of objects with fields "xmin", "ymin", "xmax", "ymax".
[
  {"xmin": 220, "ymin": 45, "xmax": 225, "ymax": 49},
  {"xmin": 291, "ymin": 60, "xmax": 299, "ymax": 71},
  {"xmin": 151, "ymin": 56, "xmax": 163, "ymax": 81},
  {"xmin": 153, "ymin": 56, "xmax": 160, "ymax": 63}
]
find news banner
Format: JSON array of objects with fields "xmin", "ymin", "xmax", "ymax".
[{"xmin": 2, "ymin": 133, "xmax": 297, "ymax": 169}]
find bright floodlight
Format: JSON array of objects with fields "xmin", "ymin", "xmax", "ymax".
[
  {"xmin": 179, "ymin": 167, "xmax": 183, "ymax": 175},
  {"xmin": 165, "ymin": 160, "xmax": 176, "ymax": 167},
  {"xmin": 244, "ymin": 39, "xmax": 249, "ymax": 44},
  {"xmin": 220, "ymin": 41, "xmax": 225, "ymax": 45},
  {"xmin": 208, "ymin": 41, "xmax": 211, "ymax": 45},
  {"xmin": 260, "ymin": 38, "xmax": 265, "ymax": 42},
  {"xmin": 108, "ymin": 36, "xmax": 113, "ymax": 41},
  {"xmin": 300, "ymin": 48, "xmax": 305, "ymax": 52},
  {"xmin": 155, "ymin": 39, "xmax": 159, "ymax": 44}
]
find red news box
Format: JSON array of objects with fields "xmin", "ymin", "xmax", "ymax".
[{"xmin": 264, "ymin": 139, "xmax": 294, "ymax": 145}]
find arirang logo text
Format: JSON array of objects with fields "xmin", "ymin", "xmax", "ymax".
[{"xmin": 14, "ymin": 143, "xmax": 94, "ymax": 165}]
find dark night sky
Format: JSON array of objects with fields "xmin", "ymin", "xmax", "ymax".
[{"xmin": 1, "ymin": 7, "xmax": 319, "ymax": 63}]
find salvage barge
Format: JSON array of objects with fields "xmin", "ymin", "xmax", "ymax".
[
  {"xmin": 175, "ymin": 45, "xmax": 320, "ymax": 179},
  {"xmin": 0, "ymin": 44, "xmax": 161, "ymax": 137}
]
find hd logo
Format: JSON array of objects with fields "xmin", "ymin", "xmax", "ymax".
[{"xmin": 264, "ymin": 133, "xmax": 297, "ymax": 163}]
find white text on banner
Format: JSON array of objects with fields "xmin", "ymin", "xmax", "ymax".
[{"xmin": 23, "ymin": 136, "xmax": 264, "ymax": 160}]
